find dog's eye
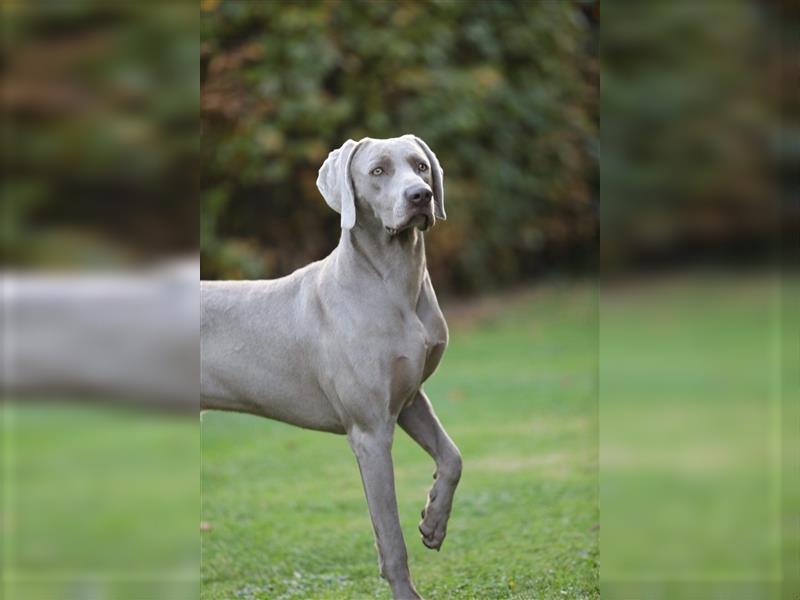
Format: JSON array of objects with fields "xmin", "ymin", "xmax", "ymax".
[
  {"xmin": 418, "ymin": 163, "xmax": 428, "ymax": 172},
  {"xmin": 370, "ymin": 167, "xmax": 384, "ymax": 176}
]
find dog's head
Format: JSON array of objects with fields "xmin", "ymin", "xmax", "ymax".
[{"xmin": 316, "ymin": 135, "xmax": 445, "ymax": 234}]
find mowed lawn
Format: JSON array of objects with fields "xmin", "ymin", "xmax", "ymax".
[
  {"xmin": 201, "ymin": 281, "xmax": 598, "ymax": 599},
  {"xmin": 0, "ymin": 405, "xmax": 199, "ymax": 600},
  {"xmin": 599, "ymin": 271, "xmax": 793, "ymax": 599}
]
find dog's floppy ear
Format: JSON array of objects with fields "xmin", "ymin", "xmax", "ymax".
[
  {"xmin": 316, "ymin": 138, "xmax": 361, "ymax": 230},
  {"xmin": 411, "ymin": 135, "xmax": 446, "ymax": 220}
]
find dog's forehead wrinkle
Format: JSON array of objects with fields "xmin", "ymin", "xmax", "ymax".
[
  {"xmin": 355, "ymin": 145, "xmax": 389, "ymax": 170},
  {"xmin": 372, "ymin": 154, "xmax": 393, "ymax": 166}
]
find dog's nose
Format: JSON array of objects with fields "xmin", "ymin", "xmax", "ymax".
[{"xmin": 404, "ymin": 185, "xmax": 433, "ymax": 206}]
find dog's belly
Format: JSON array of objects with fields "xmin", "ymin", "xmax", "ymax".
[
  {"xmin": 201, "ymin": 324, "xmax": 345, "ymax": 432},
  {"xmin": 202, "ymin": 360, "xmax": 345, "ymax": 433},
  {"xmin": 201, "ymin": 277, "xmax": 346, "ymax": 433}
]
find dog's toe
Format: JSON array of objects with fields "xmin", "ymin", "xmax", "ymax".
[
  {"xmin": 419, "ymin": 516, "xmax": 445, "ymax": 550},
  {"xmin": 420, "ymin": 530, "xmax": 444, "ymax": 551},
  {"xmin": 419, "ymin": 520, "xmax": 433, "ymax": 538}
]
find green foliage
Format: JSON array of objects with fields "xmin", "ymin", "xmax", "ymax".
[
  {"xmin": 601, "ymin": 1, "xmax": 770, "ymax": 264},
  {"xmin": 1, "ymin": 4, "xmax": 199, "ymax": 267},
  {"xmin": 201, "ymin": 0, "xmax": 597, "ymax": 291}
]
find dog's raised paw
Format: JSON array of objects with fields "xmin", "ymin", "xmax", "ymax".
[{"xmin": 418, "ymin": 509, "xmax": 446, "ymax": 550}]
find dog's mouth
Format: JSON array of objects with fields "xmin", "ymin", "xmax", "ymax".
[{"xmin": 385, "ymin": 213, "xmax": 432, "ymax": 236}]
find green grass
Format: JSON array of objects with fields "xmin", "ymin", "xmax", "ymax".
[
  {"xmin": 5, "ymin": 275, "xmax": 793, "ymax": 600},
  {"xmin": 599, "ymin": 271, "xmax": 793, "ymax": 599},
  {"xmin": 1, "ymin": 405, "xmax": 199, "ymax": 600},
  {"xmin": 201, "ymin": 282, "xmax": 598, "ymax": 599}
]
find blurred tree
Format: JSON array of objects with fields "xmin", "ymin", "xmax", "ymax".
[
  {"xmin": 201, "ymin": 0, "xmax": 598, "ymax": 291},
  {"xmin": 601, "ymin": 0, "xmax": 773, "ymax": 268},
  {"xmin": 1, "ymin": 3, "xmax": 198, "ymax": 268}
]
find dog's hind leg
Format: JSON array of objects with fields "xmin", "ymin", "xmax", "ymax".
[{"xmin": 398, "ymin": 389, "xmax": 462, "ymax": 551}]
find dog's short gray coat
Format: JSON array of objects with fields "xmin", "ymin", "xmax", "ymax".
[{"xmin": 201, "ymin": 135, "xmax": 462, "ymax": 600}]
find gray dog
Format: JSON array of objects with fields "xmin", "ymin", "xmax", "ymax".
[{"xmin": 201, "ymin": 135, "xmax": 462, "ymax": 600}]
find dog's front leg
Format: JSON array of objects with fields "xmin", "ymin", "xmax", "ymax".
[
  {"xmin": 348, "ymin": 425, "xmax": 422, "ymax": 600},
  {"xmin": 398, "ymin": 390, "xmax": 462, "ymax": 551}
]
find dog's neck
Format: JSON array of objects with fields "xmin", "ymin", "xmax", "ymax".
[{"xmin": 336, "ymin": 222, "xmax": 426, "ymax": 309}]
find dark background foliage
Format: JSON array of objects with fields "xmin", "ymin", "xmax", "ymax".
[
  {"xmin": 601, "ymin": 0, "xmax": 778, "ymax": 269},
  {"xmin": 200, "ymin": 0, "xmax": 599, "ymax": 294},
  {"xmin": 1, "ymin": 3, "xmax": 198, "ymax": 268},
  {"xmin": 5, "ymin": 0, "xmax": 786, "ymax": 283}
]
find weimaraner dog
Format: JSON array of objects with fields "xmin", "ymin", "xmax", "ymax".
[{"xmin": 201, "ymin": 135, "xmax": 462, "ymax": 599}]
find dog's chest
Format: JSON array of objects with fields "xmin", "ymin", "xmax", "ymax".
[{"xmin": 381, "ymin": 308, "xmax": 444, "ymax": 413}]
